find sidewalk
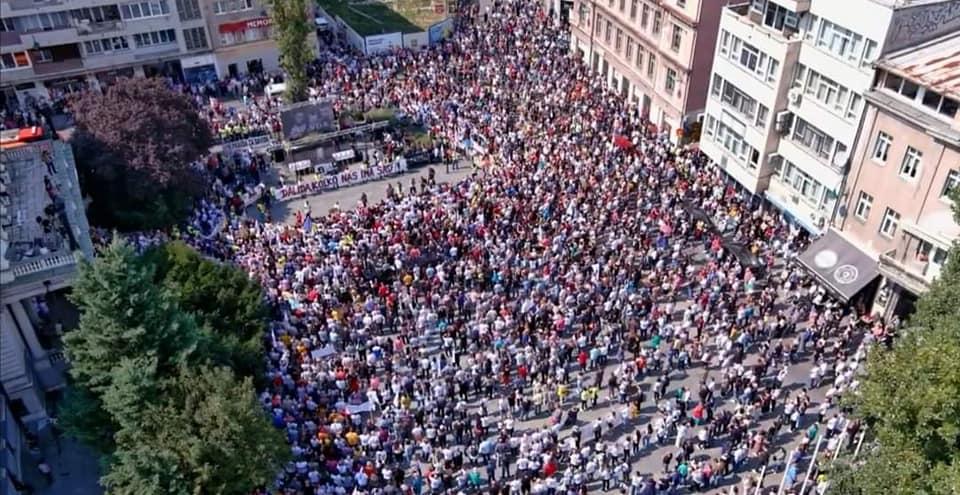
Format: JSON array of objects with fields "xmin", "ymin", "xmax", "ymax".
[{"xmin": 21, "ymin": 428, "xmax": 102, "ymax": 495}]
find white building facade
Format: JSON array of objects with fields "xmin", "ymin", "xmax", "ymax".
[{"xmin": 701, "ymin": 0, "xmax": 960, "ymax": 234}]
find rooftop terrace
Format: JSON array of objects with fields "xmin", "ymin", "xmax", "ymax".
[{"xmin": 1, "ymin": 134, "xmax": 93, "ymax": 294}]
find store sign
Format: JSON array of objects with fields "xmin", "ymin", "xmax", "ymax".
[{"xmin": 219, "ymin": 17, "xmax": 272, "ymax": 33}]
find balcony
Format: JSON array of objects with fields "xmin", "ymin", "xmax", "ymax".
[
  {"xmin": 878, "ymin": 249, "xmax": 934, "ymax": 296},
  {"xmin": 31, "ymin": 57, "xmax": 83, "ymax": 75},
  {"xmin": 0, "ymin": 31, "xmax": 23, "ymax": 48},
  {"xmin": 775, "ymin": 0, "xmax": 810, "ymax": 14},
  {"xmin": 75, "ymin": 19, "xmax": 125, "ymax": 36},
  {"xmin": 727, "ymin": 3, "xmax": 801, "ymax": 42}
]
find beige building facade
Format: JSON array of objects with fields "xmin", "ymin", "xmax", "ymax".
[
  {"xmin": 836, "ymin": 32, "xmax": 960, "ymax": 317},
  {"xmin": 568, "ymin": 0, "xmax": 732, "ymax": 141}
]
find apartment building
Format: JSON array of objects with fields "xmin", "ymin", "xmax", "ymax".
[
  {"xmin": 568, "ymin": 0, "xmax": 732, "ymax": 141},
  {"xmin": 0, "ymin": 0, "xmax": 317, "ymax": 109},
  {"xmin": 1, "ymin": 131, "xmax": 94, "ymax": 430},
  {"xmin": 834, "ymin": 32, "xmax": 960, "ymax": 318},
  {"xmin": 1, "ymin": 391, "xmax": 26, "ymax": 495},
  {"xmin": 701, "ymin": 0, "xmax": 960, "ymax": 235}
]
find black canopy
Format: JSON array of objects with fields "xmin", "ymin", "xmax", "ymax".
[{"xmin": 798, "ymin": 230, "xmax": 879, "ymax": 302}]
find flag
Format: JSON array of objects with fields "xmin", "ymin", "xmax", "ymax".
[{"xmin": 302, "ymin": 215, "xmax": 313, "ymax": 233}]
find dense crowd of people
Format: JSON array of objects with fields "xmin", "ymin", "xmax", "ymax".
[
  {"xmin": 160, "ymin": 2, "xmax": 895, "ymax": 495},
  {"xmin": 78, "ymin": 0, "xmax": 896, "ymax": 493}
]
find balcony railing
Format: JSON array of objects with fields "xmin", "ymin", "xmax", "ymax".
[
  {"xmin": 0, "ymin": 31, "xmax": 22, "ymax": 47},
  {"xmin": 10, "ymin": 252, "xmax": 79, "ymax": 279},
  {"xmin": 75, "ymin": 20, "xmax": 124, "ymax": 35},
  {"xmin": 31, "ymin": 58, "xmax": 84, "ymax": 76}
]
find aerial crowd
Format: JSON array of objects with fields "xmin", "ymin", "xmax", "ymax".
[{"xmin": 90, "ymin": 0, "xmax": 898, "ymax": 494}]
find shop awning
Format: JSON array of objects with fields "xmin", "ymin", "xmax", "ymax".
[{"xmin": 797, "ymin": 230, "xmax": 879, "ymax": 301}]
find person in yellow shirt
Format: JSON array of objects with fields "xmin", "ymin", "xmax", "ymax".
[{"xmin": 557, "ymin": 384, "xmax": 568, "ymax": 404}]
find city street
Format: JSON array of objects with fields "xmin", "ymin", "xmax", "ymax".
[{"xmin": 265, "ymin": 163, "xmax": 848, "ymax": 495}]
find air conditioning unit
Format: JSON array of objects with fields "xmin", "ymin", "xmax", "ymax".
[
  {"xmin": 76, "ymin": 20, "xmax": 92, "ymax": 34},
  {"xmin": 788, "ymin": 88, "xmax": 802, "ymax": 105},
  {"xmin": 790, "ymin": 194, "xmax": 800, "ymax": 204},
  {"xmin": 720, "ymin": 155, "xmax": 729, "ymax": 168}
]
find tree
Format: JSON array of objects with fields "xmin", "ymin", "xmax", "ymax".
[
  {"xmin": 269, "ymin": 0, "xmax": 313, "ymax": 103},
  {"xmin": 834, "ymin": 190, "xmax": 960, "ymax": 494},
  {"xmin": 142, "ymin": 241, "xmax": 269, "ymax": 381},
  {"xmin": 69, "ymin": 77, "xmax": 212, "ymax": 230},
  {"xmin": 61, "ymin": 239, "xmax": 201, "ymax": 451},
  {"xmin": 101, "ymin": 366, "xmax": 290, "ymax": 495}
]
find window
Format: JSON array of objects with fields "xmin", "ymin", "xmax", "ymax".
[
  {"xmin": 670, "ymin": 24, "xmax": 683, "ymax": 52},
  {"xmin": 665, "ymin": 68, "xmax": 677, "ymax": 94},
  {"xmin": 634, "ymin": 46, "xmax": 643, "ymax": 69},
  {"xmin": 766, "ymin": 59, "xmax": 779, "ymax": 84},
  {"xmin": 0, "ymin": 52, "xmax": 31, "ymax": 70},
  {"xmin": 784, "ymin": 162, "xmax": 824, "ymax": 204},
  {"xmin": 133, "ymin": 29, "xmax": 177, "ymax": 47},
  {"xmin": 630, "ymin": 0, "xmax": 638, "ymax": 20},
  {"xmin": 854, "ymin": 191, "xmax": 873, "ymax": 221},
  {"xmin": 899, "ymin": 147, "xmax": 922, "ymax": 180},
  {"xmin": 615, "ymin": 28, "xmax": 623, "ymax": 51},
  {"xmin": 677, "ymin": 0, "xmax": 686, "ymax": 7},
  {"xmin": 872, "ymin": 131, "xmax": 892, "ymax": 163},
  {"xmin": 716, "ymin": 121, "xmax": 753, "ymax": 165},
  {"xmin": 83, "ymin": 36, "xmax": 130, "ymax": 55},
  {"xmin": 846, "ymin": 94, "xmax": 863, "ymax": 120},
  {"xmin": 183, "ymin": 27, "xmax": 208, "ymax": 50},
  {"xmin": 791, "ymin": 117, "xmax": 835, "ymax": 161},
  {"xmin": 647, "ymin": 54, "xmax": 656, "ymax": 79},
  {"xmin": 213, "ymin": 0, "xmax": 254, "ymax": 14},
  {"xmin": 815, "ymin": 18, "xmax": 872, "ymax": 63},
  {"xmin": 756, "ymin": 104, "xmax": 768, "ymax": 127},
  {"xmin": 921, "ymin": 89, "xmax": 960, "ymax": 119},
  {"xmin": 605, "ymin": 19, "xmax": 612, "ymax": 44},
  {"xmin": 31, "ymin": 49, "xmax": 53, "ymax": 63},
  {"xmin": 595, "ymin": 15, "xmax": 603, "ymax": 36},
  {"xmin": 120, "ymin": 0, "xmax": 170, "ymax": 20},
  {"xmin": 641, "ymin": 4, "xmax": 650, "ymax": 29},
  {"xmin": 0, "ymin": 17, "xmax": 14, "ymax": 32},
  {"xmin": 704, "ymin": 114, "xmax": 717, "ymax": 138},
  {"xmin": 625, "ymin": 37, "xmax": 634, "ymax": 60},
  {"xmin": 719, "ymin": 30, "xmax": 730, "ymax": 56},
  {"xmin": 176, "ymin": 0, "xmax": 202, "ymax": 21},
  {"xmin": 800, "ymin": 64, "xmax": 858, "ymax": 120},
  {"xmin": 219, "ymin": 24, "xmax": 271, "ymax": 46},
  {"xmin": 619, "ymin": 0, "xmax": 625, "ymax": 12},
  {"xmin": 653, "ymin": 11, "xmax": 662, "ymax": 34},
  {"xmin": 879, "ymin": 208, "xmax": 901, "ymax": 238},
  {"xmin": 721, "ymin": 80, "xmax": 758, "ymax": 121},
  {"xmin": 13, "ymin": 11, "xmax": 72, "ymax": 32},
  {"xmin": 739, "ymin": 43, "xmax": 759, "ymax": 71},
  {"xmin": 943, "ymin": 170, "xmax": 960, "ymax": 198},
  {"xmin": 711, "ymin": 74, "xmax": 722, "ymax": 97}
]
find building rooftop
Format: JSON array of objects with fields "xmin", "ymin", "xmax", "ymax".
[
  {"xmin": 1, "ymin": 136, "xmax": 92, "ymax": 291},
  {"xmin": 880, "ymin": 32, "xmax": 960, "ymax": 99}
]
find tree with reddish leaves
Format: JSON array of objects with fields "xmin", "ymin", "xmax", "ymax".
[{"xmin": 70, "ymin": 77, "xmax": 212, "ymax": 231}]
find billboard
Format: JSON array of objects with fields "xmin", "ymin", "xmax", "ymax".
[
  {"xmin": 364, "ymin": 32, "xmax": 402, "ymax": 55},
  {"xmin": 428, "ymin": 18, "xmax": 453, "ymax": 45},
  {"xmin": 280, "ymin": 100, "xmax": 337, "ymax": 141}
]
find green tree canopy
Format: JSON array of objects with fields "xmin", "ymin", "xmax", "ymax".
[
  {"xmin": 835, "ymin": 192, "xmax": 960, "ymax": 494},
  {"xmin": 102, "ymin": 366, "xmax": 290, "ymax": 495},
  {"xmin": 269, "ymin": 0, "xmax": 313, "ymax": 103},
  {"xmin": 69, "ymin": 77, "xmax": 212, "ymax": 231},
  {"xmin": 61, "ymin": 239, "xmax": 201, "ymax": 452},
  {"xmin": 142, "ymin": 241, "xmax": 269, "ymax": 381}
]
